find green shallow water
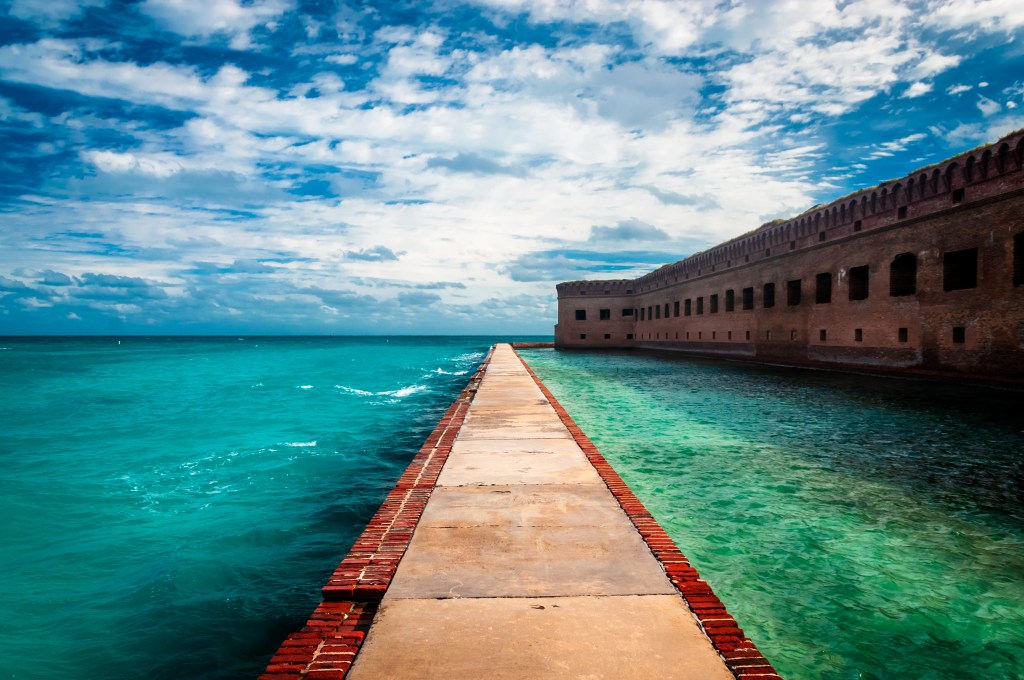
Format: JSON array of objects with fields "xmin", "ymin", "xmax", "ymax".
[{"xmin": 520, "ymin": 348, "xmax": 1024, "ymax": 680}]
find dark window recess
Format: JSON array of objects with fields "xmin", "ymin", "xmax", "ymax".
[
  {"xmin": 684, "ymin": 299, "xmax": 692, "ymax": 316},
  {"xmin": 728, "ymin": 331, "xmax": 732, "ymax": 340},
  {"xmin": 742, "ymin": 287, "xmax": 754, "ymax": 310},
  {"xmin": 626, "ymin": 333, "xmax": 634, "ymax": 340},
  {"xmin": 765, "ymin": 248, "xmax": 771, "ymax": 256},
  {"xmin": 787, "ymin": 279, "xmax": 801, "ymax": 306},
  {"xmin": 952, "ymin": 188, "xmax": 965, "ymax": 204},
  {"xmin": 819, "ymin": 329, "xmax": 827, "ymax": 342},
  {"xmin": 655, "ymin": 305, "xmax": 661, "ymax": 319},
  {"xmin": 663, "ymin": 303, "xmax": 669, "ymax": 318},
  {"xmin": 819, "ymin": 232, "xmax": 827, "ymax": 242},
  {"xmin": 579, "ymin": 334, "xmax": 587, "ymax": 340},
  {"xmin": 575, "ymin": 309, "xmax": 586, "ymax": 321},
  {"xmin": 944, "ymin": 248, "xmax": 978, "ymax": 291},
  {"xmin": 816, "ymin": 273, "xmax": 832, "ymax": 304},
  {"xmin": 790, "ymin": 330, "xmax": 797, "ymax": 340},
  {"xmin": 898, "ymin": 327, "xmax": 908, "ymax": 343},
  {"xmin": 640, "ymin": 308, "xmax": 645, "ymax": 321},
  {"xmin": 674, "ymin": 300, "xmax": 680, "ymax": 317},
  {"xmin": 712, "ymin": 331, "xmax": 717, "ymax": 339},
  {"xmin": 696, "ymin": 297, "xmax": 704, "ymax": 315},
  {"xmin": 1014, "ymin": 232, "xmax": 1024, "ymax": 286},
  {"xmin": 599, "ymin": 308, "xmax": 611, "ymax": 320},
  {"xmin": 763, "ymin": 282, "xmax": 776, "ymax": 308},
  {"xmin": 648, "ymin": 305, "xmax": 654, "ymax": 319},
  {"xmin": 622, "ymin": 308, "xmax": 634, "ymax": 317},
  {"xmin": 710, "ymin": 294, "xmax": 719, "ymax": 313},
  {"xmin": 745, "ymin": 254, "xmax": 750, "ymax": 262},
  {"xmin": 698, "ymin": 331, "xmax": 702, "ymax": 339},
  {"xmin": 725, "ymin": 289, "xmax": 735, "ymax": 312},
  {"xmin": 890, "ymin": 253, "xmax": 917, "ymax": 296},
  {"xmin": 766, "ymin": 330, "xmax": 772, "ymax": 341},
  {"xmin": 604, "ymin": 333, "xmax": 611, "ymax": 340},
  {"xmin": 745, "ymin": 330, "xmax": 751, "ymax": 340},
  {"xmin": 897, "ymin": 206, "xmax": 907, "ymax": 219},
  {"xmin": 855, "ymin": 328, "xmax": 863, "ymax": 342},
  {"xmin": 790, "ymin": 241, "xmax": 796, "ymax": 250},
  {"xmin": 853, "ymin": 220, "xmax": 862, "ymax": 232},
  {"xmin": 849, "ymin": 265, "xmax": 870, "ymax": 300},
  {"xmin": 953, "ymin": 326, "xmax": 966, "ymax": 344},
  {"xmin": 686, "ymin": 332, "xmax": 690, "ymax": 339}
]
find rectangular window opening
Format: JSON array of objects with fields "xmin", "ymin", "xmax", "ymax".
[
  {"xmin": 849, "ymin": 265, "xmax": 870, "ymax": 300},
  {"xmin": 816, "ymin": 272, "xmax": 833, "ymax": 304},
  {"xmin": 575, "ymin": 309, "xmax": 586, "ymax": 321},
  {"xmin": 579, "ymin": 334, "xmax": 587, "ymax": 340},
  {"xmin": 674, "ymin": 300, "xmax": 680, "ymax": 317},
  {"xmin": 897, "ymin": 206, "xmax": 907, "ymax": 219},
  {"xmin": 710, "ymin": 294, "xmax": 719, "ymax": 314},
  {"xmin": 745, "ymin": 330, "xmax": 751, "ymax": 340},
  {"xmin": 655, "ymin": 305, "xmax": 661, "ymax": 319},
  {"xmin": 819, "ymin": 232, "xmax": 826, "ymax": 242},
  {"xmin": 952, "ymin": 188, "xmax": 965, "ymax": 204},
  {"xmin": 728, "ymin": 331, "xmax": 732, "ymax": 340},
  {"xmin": 953, "ymin": 326, "xmax": 966, "ymax": 344},
  {"xmin": 855, "ymin": 328, "xmax": 863, "ymax": 342},
  {"xmin": 742, "ymin": 287, "xmax": 754, "ymax": 310},
  {"xmin": 766, "ymin": 330, "xmax": 772, "ymax": 341},
  {"xmin": 853, "ymin": 220, "xmax": 862, "ymax": 232},
  {"xmin": 697, "ymin": 297, "xmax": 704, "ymax": 315},
  {"xmin": 943, "ymin": 248, "xmax": 978, "ymax": 291},
  {"xmin": 684, "ymin": 299, "xmax": 692, "ymax": 316},
  {"xmin": 787, "ymin": 279, "xmax": 801, "ymax": 306},
  {"xmin": 599, "ymin": 308, "xmax": 611, "ymax": 320},
  {"xmin": 725, "ymin": 289, "xmax": 735, "ymax": 312},
  {"xmin": 763, "ymin": 282, "xmax": 775, "ymax": 308},
  {"xmin": 603, "ymin": 333, "xmax": 611, "ymax": 340},
  {"xmin": 898, "ymin": 327, "xmax": 908, "ymax": 343},
  {"xmin": 626, "ymin": 333, "xmax": 634, "ymax": 340},
  {"xmin": 819, "ymin": 329, "xmax": 827, "ymax": 342},
  {"xmin": 622, "ymin": 308, "xmax": 634, "ymax": 317}
]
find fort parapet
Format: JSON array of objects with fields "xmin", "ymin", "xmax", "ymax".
[{"xmin": 555, "ymin": 130, "xmax": 1024, "ymax": 381}]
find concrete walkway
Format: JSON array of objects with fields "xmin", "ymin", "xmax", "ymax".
[{"xmin": 346, "ymin": 344, "xmax": 733, "ymax": 679}]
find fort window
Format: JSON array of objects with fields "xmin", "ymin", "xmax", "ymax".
[
  {"xmin": 952, "ymin": 188, "xmax": 965, "ymax": 204},
  {"xmin": 742, "ymin": 287, "xmax": 754, "ymax": 310},
  {"xmin": 1013, "ymin": 232, "xmax": 1024, "ymax": 286},
  {"xmin": 698, "ymin": 332, "xmax": 702, "ymax": 339},
  {"xmin": 648, "ymin": 305, "xmax": 653, "ymax": 319},
  {"xmin": 855, "ymin": 328, "xmax": 863, "ymax": 342},
  {"xmin": 622, "ymin": 308, "xmax": 634, "ymax": 317},
  {"xmin": 713, "ymin": 331, "xmax": 717, "ymax": 339},
  {"xmin": 819, "ymin": 232, "xmax": 826, "ymax": 242},
  {"xmin": 790, "ymin": 240, "xmax": 796, "ymax": 250},
  {"xmin": 725, "ymin": 289, "xmax": 735, "ymax": 312},
  {"xmin": 604, "ymin": 333, "xmax": 611, "ymax": 340},
  {"xmin": 640, "ymin": 308, "xmax": 645, "ymax": 321},
  {"xmin": 655, "ymin": 305, "xmax": 661, "ymax": 319},
  {"xmin": 897, "ymin": 206, "xmax": 907, "ymax": 219},
  {"xmin": 664, "ymin": 303, "xmax": 670, "ymax": 318},
  {"xmin": 765, "ymin": 248, "xmax": 771, "ymax": 256},
  {"xmin": 575, "ymin": 309, "xmax": 586, "ymax": 321},
  {"xmin": 816, "ymin": 273, "xmax": 832, "ymax": 303},
  {"xmin": 745, "ymin": 330, "xmax": 751, "ymax": 340},
  {"xmin": 710, "ymin": 294, "xmax": 719, "ymax": 313},
  {"xmin": 684, "ymin": 299, "xmax": 692, "ymax": 316},
  {"xmin": 763, "ymin": 282, "xmax": 776, "ymax": 308},
  {"xmin": 579, "ymin": 334, "xmax": 587, "ymax": 340},
  {"xmin": 943, "ymin": 248, "xmax": 978, "ymax": 291},
  {"xmin": 849, "ymin": 265, "xmax": 870, "ymax": 300},
  {"xmin": 686, "ymin": 332, "xmax": 690, "ymax": 339},
  {"xmin": 898, "ymin": 327, "xmax": 908, "ymax": 343},
  {"xmin": 728, "ymin": 331, "xmax": 732, "ymax": 340},
  {"xmin": 953, "ymin": 326, "xmax": 966, "ymax": 344},
  {"xmin": 697, "ymin": 297, "xmax": 704, "ymax": 315},
  {"xmin": 854, "ymin": 220, "xmax": 862, "ymax": 232},
  {"xmin": 819, "ymin": 329, "xmax": 827, "ymax": 342},
  {"xmin": 766, "ymin": 330, "xmax": 772, "ymax": 340},
  {"xmin": 674, "ymin": 300, "xmax": 680, "ymax": 317},
  {"xmin": 890, "ymin": 253, "xmax": 917, "ymax": 296},
  {"xmin": 626, "ymin": 333, "xmax": 634, "ymax": 340},
  {"xmin": 599, "ymin": 308, "xmax": 611, "ymax": 320},
  {"xmin": 787, "ymin": 279, "xmax": 802, "ymax": 306}
]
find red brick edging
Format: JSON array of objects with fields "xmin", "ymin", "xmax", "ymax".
[
  {"xmin": 259, "ymin": 347, "xmax": 494, "ymax": 680},
  {"xmin": 513, "ymin": 348, "xmax": 782, "ymax": 680}
]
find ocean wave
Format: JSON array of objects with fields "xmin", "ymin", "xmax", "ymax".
[
  {"xmin": 284, "ymin": 441, "xmax": 316, "ymax": 447},
  {"xmin": 335, "ymin": 384, "xmax": 428, "ymax": 399},
  {"xmin": 297, "ymin": 384, "xmax": 313, "ymax": 389},
  {"xmin": 433, "ymin": 368, "xmax": 469, "ymax": 376}
]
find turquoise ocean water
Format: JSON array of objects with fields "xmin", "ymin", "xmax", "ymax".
[
  {"xmin": 520, "ymin": 348, "xmax": 1024, "ymax": 680},
  {"xmin": 0, "ymin": 336, "xmax": 528, "ymax": 680}
]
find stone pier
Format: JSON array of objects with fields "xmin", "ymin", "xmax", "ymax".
[{"xmin": 261, "ymin": 344, "xmax": 778, "ymax": 679}]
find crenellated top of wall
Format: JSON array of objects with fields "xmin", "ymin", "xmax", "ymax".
[{"xmin": 558, "ymin": 128, "xmax": 1024, "ymax": 298}]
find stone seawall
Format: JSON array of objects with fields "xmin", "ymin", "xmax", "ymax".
[{"xmin": 259, "ymin": 344, "xmax": 779, "ymax": 679}]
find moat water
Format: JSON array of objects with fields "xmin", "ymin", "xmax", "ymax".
[{"xmin": 520, "ymin": 348, "xmax": 1024, "ymax": 680}]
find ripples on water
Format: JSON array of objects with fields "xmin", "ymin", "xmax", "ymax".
[
  {"xmin": 0, "ymin": 337, "xmax": 513, "ymax": 680},
  {"xmin": 520, "ymin": 349, "xmax": 1024, "ymax": 680}
]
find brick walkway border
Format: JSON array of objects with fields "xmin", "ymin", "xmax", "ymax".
[
  {"xmin": 513, "ymin": 348, "xmax": 782, "ymax": 680},
  {"xmin": 259, "ymin": 348, "xmax": 494, "ymax": 680}
]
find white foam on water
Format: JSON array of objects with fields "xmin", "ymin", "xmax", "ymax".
[
  {"xmin": 335, "ymin": 385, "xmax": 373, "ymax": 396},
  {"xmin": 284, "ymin": 441, "xmax": 316, "ymax": 447},
  {"xmin": 381, "ymin": 384, "xmax": 427, "ymax": 398},
  {"xmin": 297, "ymin": 385, "xmax": 313, "ymax": 389}
]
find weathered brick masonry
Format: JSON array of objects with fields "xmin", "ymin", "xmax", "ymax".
[{"xmin": 555, "ymin": 130, "xmax": 1024, "ymax": 381}]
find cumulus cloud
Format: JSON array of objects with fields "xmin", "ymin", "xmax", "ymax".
[
  {"xmin": 140, "ymin": 0, "xmax": 292, "ymax": 49},
  {"xmin": 344, "ymin": 246, "xmax": 403, "ymax": 262},
  {"xmin": 589, "ymin": 219, "xmax": 670, "ymax": 242}
]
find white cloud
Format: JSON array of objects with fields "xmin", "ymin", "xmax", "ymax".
[
  {"xmin": 7, "ymin": 0, "xmax": 104, "ymax": 26},
  {"xmin": 977, "ymin": 95, "xmax": 1002, "ymax": 116},
  {"xmin": 903, "ymin": 81, "xmax": 933, "ymax": 98},
  {"xmin": 947, "ymin": 84, "xmax": 973, "ymax": 95},
  {"xmin": 140, "ymin": 0, "xmax": 292, "ymax": 49}
]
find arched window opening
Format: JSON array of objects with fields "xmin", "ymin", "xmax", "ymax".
[
  {"xmin": 918, "ymin": 173, "xmax": 928, "ymax": 198},
  {"xmin": 964, "ymin": 156, "xmax": 975, "ymax": 182},
  {"xmin": 945, "ymin": 162, "xmax": 960, "ymax": 191},
  {"xmin": 930, "ymin": 169, "xmax": 941, "ymax": 194},
  {"xmin": 870, "ymin": 192, "xmax": 878, "ymax": 214},
  {"xmin": 890, "ymin": 253, "xmax": 917, "ymax": 296},
  {"xmin": 907, "ymin": 177, "xmax": 916, "ymax": 201},
  {"xmin": 980, "ymin": 149, "xmax": 991, "ymax": 178},
  {"xmin": 997, "ymin": 143, "xmax": 1010, "ymax": 173}
]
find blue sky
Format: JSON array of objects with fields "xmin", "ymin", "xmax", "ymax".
[{"xmin": 1, "ymin": 0, "xmax": 1022, "ymax": 335}]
